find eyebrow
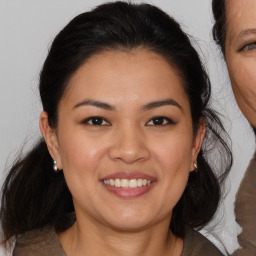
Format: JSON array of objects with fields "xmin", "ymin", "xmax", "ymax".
[
  {"xmin": 237, "ymin": 28, "xmax": 256, "ymax": 40},
  {"xmin": 142, "ymin": 99, "xmax": 183, "ymax": 112},
  {"xmin": 73, "ymin": 99, "xmax": 115, "ymax": 111},
  {"xmin": 73, "ymin": 98, "xmax": 183, "ymax": 112}
]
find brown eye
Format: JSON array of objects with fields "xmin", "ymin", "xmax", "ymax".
[
  {"xmin": 82, "ymin": 116, "xmax": 109, "ymax": 126},
  {"xmin": 146, "ymin": 116, "xmax": 175, "ymax": 126}
]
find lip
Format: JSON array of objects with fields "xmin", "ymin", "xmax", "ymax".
[{"xmin": 100, "ymin": 172, "xmax": 156, "ymax": 199}]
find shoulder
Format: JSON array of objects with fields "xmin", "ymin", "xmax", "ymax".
[
  {"xmin": 246, "ymin": 156, "xmax": 256, "ymax": 177},
  {"xmin": 235, "ymin": 156, "xmax": 256, "ymax": 206},
  {"xmin": 13, "ymin": 226, "xmax": 66, "ymax": 256},
  {"xmin": 181, "ymin": 228, "xmax": 224, "ymax": 256}
]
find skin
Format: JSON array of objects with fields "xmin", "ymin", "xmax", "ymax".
[
  {"xmin": 225, "ymin": 0, "xmax": 256, "ymax": 128},
  {"xmin": 224, "ymin": 1, "xmax": 256, "ymax": 255},
  {"xmin": 40, "ymin": 49, "xmax": 205, "ymax": 256}
]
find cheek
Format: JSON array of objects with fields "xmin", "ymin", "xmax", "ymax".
[
  {"xmin": 227, "ymin": 57, "xmax": 256, "ymax": 97},
  {"xmin": 154, "ymin": 128, "xmax": 193, "ymax": 171},
  {"xmin": 156, "ymin": 144, "xmax": 192, "ymax": 173},
  {"xmin": 57, "ymin": 129, "xmax": 109, "ymax": 184},
  {"xmin": 57, "ymin": 133, "xmax": 109, "ymax": 210},
  {"xmin": 153, "ymin": 141, "xmax": 191, "ymax": 217},
  {"xmin": 241, "ymin": 62, "xmax": 256, "ymax": 96},
  {"xmin": 152, "ymin": 130, "xmax": 193, "ymax": 197}
]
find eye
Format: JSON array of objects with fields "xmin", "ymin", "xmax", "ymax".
[
  {"xmin": 82, "ymin": 116, "xmax": 110, "ymax": 126},
  {"xmin": 241, "ymin": 42, "xmax": 256, "ymax": 51},
  {"xmin": 146, "ymin": 116, "xmax": 176, "ymax": 126}
]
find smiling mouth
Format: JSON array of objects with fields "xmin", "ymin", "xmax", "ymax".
[
  {"xmin": 103, "ymin": 178, "xmax": 152, "ymax": 188},
  {"xmin": 101, "ymin": 172, "xmax": 156, "ymax": 198}
]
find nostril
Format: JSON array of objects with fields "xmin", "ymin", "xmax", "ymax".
[{"xmin": 108, "ymin": 141, "xmax": 150, "ymax": 163}]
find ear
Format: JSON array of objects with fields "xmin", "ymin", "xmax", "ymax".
[
  {"xmin": 190, "ymin": 117, "xmax": 206, "ymax": 171},
  {"xmin": 39, "ymin": 111, "xmax": 63, "ymax": 170}
]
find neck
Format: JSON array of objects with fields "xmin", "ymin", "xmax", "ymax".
[{"xmin": 58, "ymin": 216, "xmax": 183, "ymax": 256}]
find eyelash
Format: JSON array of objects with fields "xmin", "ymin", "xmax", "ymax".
[
  {"xmin": 81, "ymin": 116, "xmax": 176, "ymax": 126},
  {"xmin": 81, "ymin": 116, "xmax": 110, "ymax": 126},
  {"xmin": 146, "ymin": 116, "xmax": 176, "ymax": 126}
]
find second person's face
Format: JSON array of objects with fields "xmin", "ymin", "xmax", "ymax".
[{"xmin": 225, "ymin": 0, "xmax": 256, "ymax": 127}]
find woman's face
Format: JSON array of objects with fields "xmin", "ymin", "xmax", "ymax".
[
  {"xmin": 42, "ymin": 49, "xmax": 204, "ymax": 231},
  {"xmin": 225, "ymin": 0, "xmax": 256, "ymax": 127}
]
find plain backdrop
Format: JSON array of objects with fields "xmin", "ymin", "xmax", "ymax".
[{"xmin": 0, "ymin": 0, "xmax": 255, "ymax": 255}]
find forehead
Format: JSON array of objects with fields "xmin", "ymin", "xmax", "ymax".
[
  {"xmin": 63, "ymin": 49, "xmax": 187, "ymax": 104},
  {"xmin": 226, "ymin": 0, "xmax": 256, "ymax": 37}
]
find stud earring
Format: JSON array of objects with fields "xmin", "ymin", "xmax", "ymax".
[{"xmin": 53, "ymin": 160, "xmax": 58, "ymax": 172}]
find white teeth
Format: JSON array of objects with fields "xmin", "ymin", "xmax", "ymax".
[
  {"xmin": 121, "ymin": 179, "xmax": 129, "ymax": 188},
  {"xmin": 129, "ymin": 179, "xmax": 137, "ymax": 188},
  {"xmin": 137, "ymin": 179, "xmax": 142, "ymax": 187},
  {"xmin": 103, "ymin": 178, "xmax": 152, "ymax": 188},
  {"xmin": 115, "ymin": 179, "xmax": 121, "ymax": 187}
]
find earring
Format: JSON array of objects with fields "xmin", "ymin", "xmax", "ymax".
[
  {"xmin": 193, "ymin": 163, "xmax": 198, "ymax": 172},
  {"xmin": 53, "ymin": 160, "xmax": 58, "ymax": 172}
]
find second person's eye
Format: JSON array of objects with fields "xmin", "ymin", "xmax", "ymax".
[{"xmin": 241, "ymin": 42, "xmax": 256, "ymax": 51}]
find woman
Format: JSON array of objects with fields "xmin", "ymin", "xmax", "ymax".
[
  {"xmin": 1, "ymin": 2, "xmax": 232, "ymax": 255},
  {"xmin": 212, "ymin": 0, "xmax": 256, "ymax": 255}
]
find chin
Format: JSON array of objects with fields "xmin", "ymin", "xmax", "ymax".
[
  {"xmin": 102, "ymin": 209, "xmax": 156, "ymax": 231},
  {"xmin": 106, "ymin": 219, "xmax": 152, "ymax": 232}
]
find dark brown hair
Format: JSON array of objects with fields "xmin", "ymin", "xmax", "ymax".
[
  {"xmin": 1, "ymin": 1, "xmax": 232, "ymax": 248},
  {"xmin": 212, "ymin": 0, "xmax": 226, "ymax": 53}
]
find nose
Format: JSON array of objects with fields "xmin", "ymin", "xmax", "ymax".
[{"xmin": 109, "ymin": 125, "xmax": 150, "ymax": 164}]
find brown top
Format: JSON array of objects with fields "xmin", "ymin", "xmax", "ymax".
[
  {"xmin": 233, "ymin": 156, "xmax": 256, "ymax": 256},
  {"xmin": 13, "ymin": 226, "xmax": 66, "ymax": 256},
  {"xmin": 13, "ymin": 226, "xmax": 223, "ymax": 256}
]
